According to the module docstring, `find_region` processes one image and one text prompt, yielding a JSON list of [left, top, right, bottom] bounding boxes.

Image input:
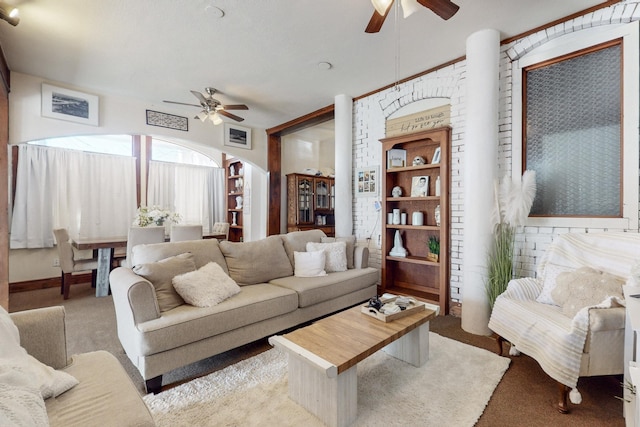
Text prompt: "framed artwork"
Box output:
[[411, 176, 430, 197], [41, 83, 99, 126], [224, 123, 252, 150], [355, 166, 378, 197], [431, 147, 441, 164], [146, 110, 188, 131]]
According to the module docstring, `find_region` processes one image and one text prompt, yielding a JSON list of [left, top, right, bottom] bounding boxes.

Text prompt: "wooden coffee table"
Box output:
[[269, 301, 439, 427]]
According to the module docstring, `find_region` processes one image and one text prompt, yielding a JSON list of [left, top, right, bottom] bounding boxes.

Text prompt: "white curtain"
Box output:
[[10, 145, 137, 248], [147, 161, 225, 233]]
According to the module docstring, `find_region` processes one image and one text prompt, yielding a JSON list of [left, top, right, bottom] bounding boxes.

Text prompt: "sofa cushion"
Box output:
[[270, 267, 379, 308], [133, 253, 196, 313], [47, 351, 155, 427], [135, 283, 299, 355], [219, 236, 293, 285], [552, 266, 625, 318], [306, 241, 347, 272], [321, 236, 356, 269], [173, 262, 241, 307], [131, 239, 229, 274], [281, 229, 327, 266], [0, 306, 78, 400], [294, 250, 327, 278]]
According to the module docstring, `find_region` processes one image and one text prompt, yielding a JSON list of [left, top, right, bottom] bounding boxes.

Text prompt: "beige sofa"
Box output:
[[110, 230, 378, 393], [7, 306, 154, 426]]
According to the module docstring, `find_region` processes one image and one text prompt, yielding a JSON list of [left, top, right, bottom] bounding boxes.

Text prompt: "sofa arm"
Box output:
[[354, 245, 369, 269], [10, 306, 68, 370], [497, 277, 542, 302], [110, 267, 160, 326]]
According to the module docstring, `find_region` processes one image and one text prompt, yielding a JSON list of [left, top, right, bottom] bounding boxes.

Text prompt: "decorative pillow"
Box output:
[[294, 250, 327, 278], [219, 236, 293, 285], [0, 367, 48, 427], [172, 262, 241, 307], [133, 252, 197, 312], [306, 241, 347, 273], [0, 307, 78, 400], [536, 263, 574, 306], [551, 266, 625, 318], [321, 236, 356, 269]]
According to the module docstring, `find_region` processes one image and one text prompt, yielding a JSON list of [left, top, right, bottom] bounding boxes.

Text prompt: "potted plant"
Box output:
[[427, 236, 440, 262]]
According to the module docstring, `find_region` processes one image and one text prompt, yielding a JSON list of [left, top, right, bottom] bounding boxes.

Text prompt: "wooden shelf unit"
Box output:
[[286, 173, 335, 237], [225, 158, 244, 242], [380, 127, 450, 315]]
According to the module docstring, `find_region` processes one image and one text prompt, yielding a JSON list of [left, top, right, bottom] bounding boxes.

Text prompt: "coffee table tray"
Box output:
[[361, 298, 426, 322]]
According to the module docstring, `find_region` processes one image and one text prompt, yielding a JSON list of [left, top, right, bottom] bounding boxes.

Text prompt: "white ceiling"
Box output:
[[0, 0, 605, 130]]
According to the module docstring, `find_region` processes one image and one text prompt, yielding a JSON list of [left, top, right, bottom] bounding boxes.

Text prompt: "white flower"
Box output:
[[133, 205, 181, 227]]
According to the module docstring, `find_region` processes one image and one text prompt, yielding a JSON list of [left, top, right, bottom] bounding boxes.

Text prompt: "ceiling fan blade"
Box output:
[[222, 104, 249, 110], [365, 4, 392, 33], [190, 90, 208, 104], [416, 0, 459, 20], [163, 100, 201, 108], [218, 110, 245, 122]]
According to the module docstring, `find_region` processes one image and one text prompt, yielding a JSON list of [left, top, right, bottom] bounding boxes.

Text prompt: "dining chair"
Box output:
[[124, 226, 166, 268], [170, 224, 203, 242], [53, 228, 99, 300], [212, 222, 230, 240]]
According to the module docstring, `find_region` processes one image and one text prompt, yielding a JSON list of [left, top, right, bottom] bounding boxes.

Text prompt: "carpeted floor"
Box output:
[[10, 282, 625, 426]]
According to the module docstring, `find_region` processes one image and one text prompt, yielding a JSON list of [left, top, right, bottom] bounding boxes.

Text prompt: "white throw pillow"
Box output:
[[536, 263, 574, 306], [321, 236, 356, 269], [306, 241, 347, 273], [0, 307, 78, 400], [294, 250, 327, 277], [0, 367, 48, 427], [172, 262, 241, 307]]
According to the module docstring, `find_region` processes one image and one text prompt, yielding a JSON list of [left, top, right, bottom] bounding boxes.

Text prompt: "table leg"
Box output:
[[383, 321, 430, 367], [95, 248, 112, 297], [288, 354, 357, 427]]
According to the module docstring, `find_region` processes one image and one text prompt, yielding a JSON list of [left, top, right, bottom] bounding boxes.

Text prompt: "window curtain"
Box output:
[[147, 161, 225, 233], [10, 144, 137, 248]]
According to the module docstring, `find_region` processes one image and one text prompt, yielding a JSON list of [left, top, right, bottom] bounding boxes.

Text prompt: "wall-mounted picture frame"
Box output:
[[431, 147, 441, 164], [355, 166, 379, 197], [146, 110, 188, 131], [41, 83, 99, 126], [224, 123, 252, 150], [411, 176, 430, 197]]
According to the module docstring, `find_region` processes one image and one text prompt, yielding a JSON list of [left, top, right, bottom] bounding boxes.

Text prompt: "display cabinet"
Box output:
[[225, 158, 244, 242], [380, 127, 450, 314], [286, 173, 335, 237]]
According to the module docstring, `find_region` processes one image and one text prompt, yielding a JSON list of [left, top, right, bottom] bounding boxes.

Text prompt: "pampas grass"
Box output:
[[486, 171, 537, 308]]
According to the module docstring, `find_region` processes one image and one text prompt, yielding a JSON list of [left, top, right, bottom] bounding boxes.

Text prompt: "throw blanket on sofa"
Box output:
[[489, 232, 637, 391]]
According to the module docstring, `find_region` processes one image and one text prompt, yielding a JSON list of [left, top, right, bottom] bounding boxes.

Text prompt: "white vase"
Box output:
[[412, 211, 424, 226], [392, 209, 401, 225]]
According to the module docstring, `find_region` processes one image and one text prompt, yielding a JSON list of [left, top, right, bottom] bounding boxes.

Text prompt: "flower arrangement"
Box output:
[[486, 171, 537, 309], [133, 206, 181, 227]]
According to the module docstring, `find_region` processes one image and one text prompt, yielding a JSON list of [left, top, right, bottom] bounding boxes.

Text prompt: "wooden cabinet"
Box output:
[[225, 158, 244, 242], [380, 127, 450, 315], [286, 173, 335, 237]]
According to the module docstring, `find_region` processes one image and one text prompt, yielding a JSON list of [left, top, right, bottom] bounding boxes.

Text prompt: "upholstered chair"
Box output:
[[53, 228, 99, 300], [169, 224, 203, 242], [212, 222, 230, 240], [123, 226, 166, 268]]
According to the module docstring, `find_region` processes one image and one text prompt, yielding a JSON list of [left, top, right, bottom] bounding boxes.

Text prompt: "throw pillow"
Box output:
[[172, 262, 241, 307], [219, 236, 293, 285], [133, 252, 197, 312], [551, 266, 625, 318], [0, 307, 78, 400], [294, 250, 327, 277], [321, 236, 356, 269], [306, 241, 347, 273], [0, 367, 48, 427], [536, 263, 574, 306]]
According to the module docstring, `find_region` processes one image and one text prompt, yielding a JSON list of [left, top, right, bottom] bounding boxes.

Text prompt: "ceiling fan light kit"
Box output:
[[0, 1, 19, 26], [366, 0, 459, 33], [164, 87, 248, 125]]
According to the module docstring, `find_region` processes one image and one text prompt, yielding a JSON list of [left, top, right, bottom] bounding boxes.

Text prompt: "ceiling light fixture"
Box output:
[[0, 2, 19, 26]]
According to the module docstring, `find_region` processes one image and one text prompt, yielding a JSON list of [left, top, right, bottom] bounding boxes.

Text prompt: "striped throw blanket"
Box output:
[[489, 232, 640, 391]]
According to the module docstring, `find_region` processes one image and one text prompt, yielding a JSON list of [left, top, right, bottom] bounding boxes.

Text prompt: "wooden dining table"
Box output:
[[72, 232, 226, 297]]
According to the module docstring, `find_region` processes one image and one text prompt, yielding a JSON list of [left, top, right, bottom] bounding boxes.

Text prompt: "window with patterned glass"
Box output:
[[524, 40, 622, 218]]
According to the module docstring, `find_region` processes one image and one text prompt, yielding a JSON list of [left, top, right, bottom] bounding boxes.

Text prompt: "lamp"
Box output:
[[371, 0, 392, 15], [0, 2, 19, 26], [195, 109, 223, 125], [372, 0, 420, 18]]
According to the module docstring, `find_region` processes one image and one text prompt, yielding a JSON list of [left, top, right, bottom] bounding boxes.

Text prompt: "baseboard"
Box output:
[[10, 273, 93, 293]]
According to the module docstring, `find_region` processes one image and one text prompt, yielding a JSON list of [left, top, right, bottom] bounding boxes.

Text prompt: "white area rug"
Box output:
[[144, 332, 510, 426]]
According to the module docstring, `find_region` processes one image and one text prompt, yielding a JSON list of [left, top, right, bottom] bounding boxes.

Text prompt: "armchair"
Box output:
[[488, 232, 640, 413]]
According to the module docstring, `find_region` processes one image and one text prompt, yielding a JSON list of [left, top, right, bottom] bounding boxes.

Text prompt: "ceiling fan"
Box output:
[[365, 0, 459, 33], [163, 87, 248, 125]]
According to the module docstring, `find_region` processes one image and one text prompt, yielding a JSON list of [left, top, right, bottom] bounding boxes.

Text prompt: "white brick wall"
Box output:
[[351, 0, 640, 305]]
